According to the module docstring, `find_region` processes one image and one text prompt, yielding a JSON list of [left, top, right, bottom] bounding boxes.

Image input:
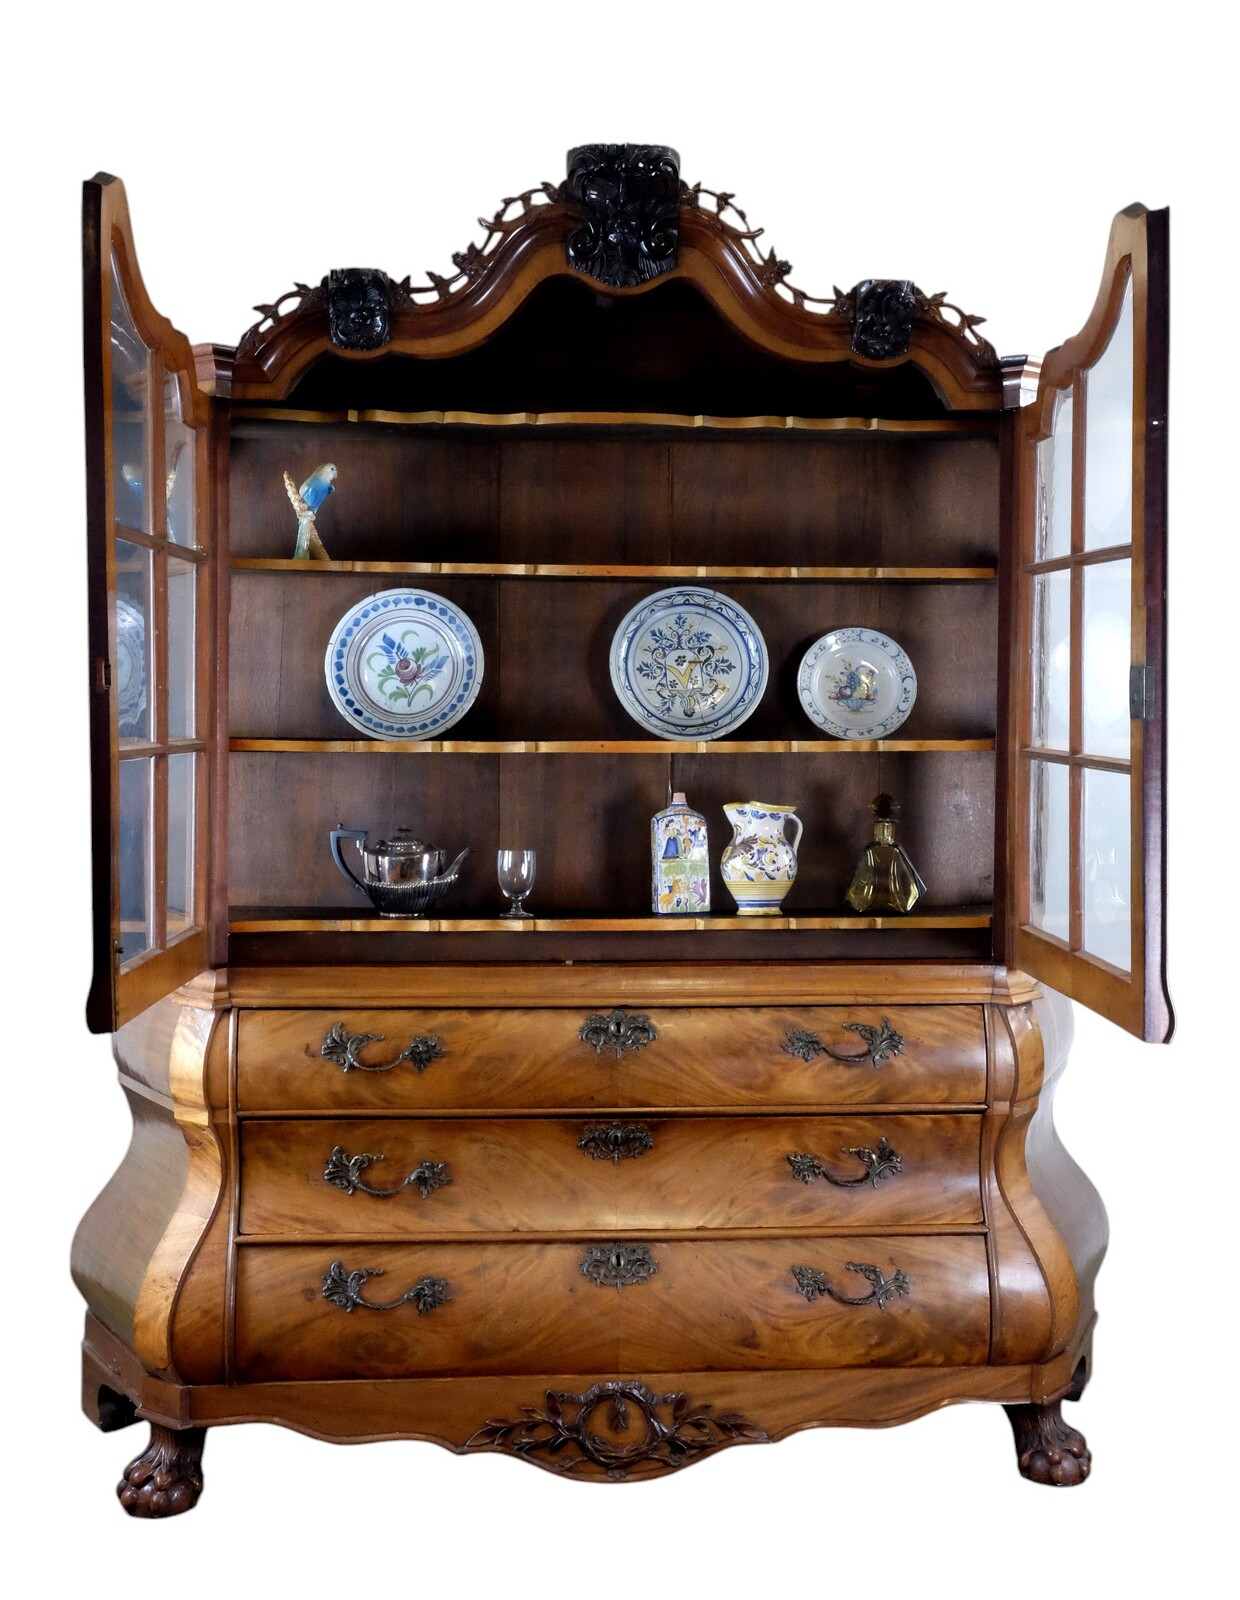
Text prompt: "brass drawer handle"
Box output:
[[578, 1009, 657, 1057], [790, 1261, 909, 1311], [321, 1260, 451, 1315], [782, 1018, 904, 1068], [319, 1021, 445, 1075], [580, 1242, 658, 1289], [786, 1137, 902, 1189], [578, 1122, 654, 1162], [323, 1145, 451, 1199]]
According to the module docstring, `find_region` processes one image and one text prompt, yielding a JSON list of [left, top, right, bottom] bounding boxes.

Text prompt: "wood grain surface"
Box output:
[[236, 1005, 988, 1112], [234, 1235, 991, 1380], [238, 1113, 983, 1235]]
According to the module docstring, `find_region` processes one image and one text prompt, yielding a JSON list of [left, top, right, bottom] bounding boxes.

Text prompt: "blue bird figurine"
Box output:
[[283, 462, 337, 560]]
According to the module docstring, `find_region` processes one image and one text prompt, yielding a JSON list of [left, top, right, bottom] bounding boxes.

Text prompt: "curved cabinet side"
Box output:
[[986, 993, 1104, 1369], [72, 979, 228, 1383]]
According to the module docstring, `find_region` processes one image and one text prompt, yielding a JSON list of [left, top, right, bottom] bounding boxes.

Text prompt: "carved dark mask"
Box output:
[[565, 143, 681, 289], [327, 268, 393, 351], [851, 279, 919, 361]]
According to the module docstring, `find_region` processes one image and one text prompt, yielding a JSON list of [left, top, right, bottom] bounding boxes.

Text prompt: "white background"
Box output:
[[1, 1, 1232, 1589]]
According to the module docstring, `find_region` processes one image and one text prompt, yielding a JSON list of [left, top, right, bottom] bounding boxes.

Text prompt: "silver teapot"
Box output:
[[330, 825, 469, 918]]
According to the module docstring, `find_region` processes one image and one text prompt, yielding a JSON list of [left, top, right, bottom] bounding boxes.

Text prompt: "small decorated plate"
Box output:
[[116, 596, 147, 738], [610, 587, 768, 740], [325, 588, 484, 740], [798, 627, 917, 739]]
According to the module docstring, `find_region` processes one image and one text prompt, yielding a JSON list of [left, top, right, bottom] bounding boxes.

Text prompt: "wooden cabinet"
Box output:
[[75, 147, 1169, 1514]]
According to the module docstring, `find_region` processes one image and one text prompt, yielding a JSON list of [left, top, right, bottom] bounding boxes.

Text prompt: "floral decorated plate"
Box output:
[[116, 595, 147, 738], [797, 627, 916, 739], [325, 588, 484, 740], [610, 587, 768, 740]]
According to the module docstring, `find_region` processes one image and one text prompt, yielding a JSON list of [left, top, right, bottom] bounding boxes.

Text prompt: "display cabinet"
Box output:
[[75, 146, 1170, 1514]]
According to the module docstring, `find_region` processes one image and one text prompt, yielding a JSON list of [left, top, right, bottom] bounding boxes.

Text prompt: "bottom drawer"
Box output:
[[235, 1236, 990, 1379]]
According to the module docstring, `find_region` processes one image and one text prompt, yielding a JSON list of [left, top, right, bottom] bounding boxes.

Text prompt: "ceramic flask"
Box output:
[[720, 800, 803, 915], [651, 792, 711, 914]]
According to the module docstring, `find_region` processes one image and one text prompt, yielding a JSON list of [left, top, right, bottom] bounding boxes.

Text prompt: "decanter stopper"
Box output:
[[846, 793, 927, 914]]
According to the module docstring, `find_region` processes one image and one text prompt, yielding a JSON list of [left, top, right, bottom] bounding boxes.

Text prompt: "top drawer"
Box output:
[[236, 1005, 987, 1111]]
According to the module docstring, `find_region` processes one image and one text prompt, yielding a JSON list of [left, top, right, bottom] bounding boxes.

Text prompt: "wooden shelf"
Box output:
[[232, 558, 997, 582], [230, 407, 999, 435], [229, 738, 996, 755], [229, 907, 994, 934]]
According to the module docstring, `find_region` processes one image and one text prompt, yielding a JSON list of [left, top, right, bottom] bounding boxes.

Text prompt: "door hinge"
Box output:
[[1130, 664, 1156, 721], [95, 657, 112, 692]]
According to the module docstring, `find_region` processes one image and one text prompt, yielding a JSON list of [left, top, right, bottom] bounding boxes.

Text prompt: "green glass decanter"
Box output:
[[846, 793, 927, 915]]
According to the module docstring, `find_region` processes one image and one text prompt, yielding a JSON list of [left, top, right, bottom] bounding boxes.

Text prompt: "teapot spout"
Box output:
[[330, 825, 370, 894], [441, 847, 470, 881]]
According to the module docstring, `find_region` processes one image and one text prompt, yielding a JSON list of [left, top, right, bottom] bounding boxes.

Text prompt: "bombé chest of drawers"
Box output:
[[75, 146, 1170, 1515]]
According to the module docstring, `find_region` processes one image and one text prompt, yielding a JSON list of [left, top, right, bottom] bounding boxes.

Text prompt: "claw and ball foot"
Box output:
[[1004, 1399, 1091, 1486], [118, 1423, 206, 1517]]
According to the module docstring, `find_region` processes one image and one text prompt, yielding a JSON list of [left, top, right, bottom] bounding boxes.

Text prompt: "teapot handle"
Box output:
[[786, 814, 804, 856], [330, 826, 369, 894]]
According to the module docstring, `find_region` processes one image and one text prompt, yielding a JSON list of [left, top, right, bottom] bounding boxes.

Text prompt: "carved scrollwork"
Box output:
[[786, 1136, 903, 1189], [577, 1122, 654, 1162], [564, 143, 681, 288], [680, 180, 995, 359], [323, 1145, 451, 1199], [579, 1242, 658, 1289], [578, 1009, 657, 1057], [320, 1260, 450, 1315], [319, 1021, 445, 1075], [237, 182, 562, 357], [790, 1261, 910, 1311], [781, 1019, 905, 1068], [465, 1380, 769, 1478]]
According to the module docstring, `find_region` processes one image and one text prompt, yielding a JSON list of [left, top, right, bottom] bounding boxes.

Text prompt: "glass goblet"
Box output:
[[497, 849, 537, 919]]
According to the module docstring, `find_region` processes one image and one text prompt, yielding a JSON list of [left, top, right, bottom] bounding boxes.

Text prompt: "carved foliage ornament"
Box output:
[[564, 143, 681, 288], [791, 1260, 910, 1311], [577, 1122, 655, 1162], [319, 1020, 445, 1074], [465, 1381, 769, 1479], [578, 1008, 657, 1057], [782, 1018, 905, 1067], [786, 1136, 903, 1189], [320, 1260, 451, 1315], [579, 1242, 658, 1289], [323, 1145, 451, 1199]]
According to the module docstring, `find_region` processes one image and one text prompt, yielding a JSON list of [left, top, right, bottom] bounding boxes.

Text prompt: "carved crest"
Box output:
[[564, 143, 681, 288], [327, 267, 394, 351]]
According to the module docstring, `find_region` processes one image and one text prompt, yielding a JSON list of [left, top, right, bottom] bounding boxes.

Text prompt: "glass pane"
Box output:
[[119, 757, 152, 962], [110, 260, 150, 535], [1082, 559, 1132, 759], [1031, 569, 1070, 750], [1082, 767, 1131, 971], [167, 555, 197, 739], [165, 373, 197, 547], [1083, 275, 1133, 551], [167, 753, 196, 938], [115, 539, 152, 743], [1028, 758, 1069, 942], [1035, 389, 1073, 561]]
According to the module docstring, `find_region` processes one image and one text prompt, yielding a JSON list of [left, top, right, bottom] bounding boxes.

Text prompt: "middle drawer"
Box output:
[[239, 1114, 983, 1235]]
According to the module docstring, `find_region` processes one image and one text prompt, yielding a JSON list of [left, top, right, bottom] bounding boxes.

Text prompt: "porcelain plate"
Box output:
[[798, 627, 916, 739]]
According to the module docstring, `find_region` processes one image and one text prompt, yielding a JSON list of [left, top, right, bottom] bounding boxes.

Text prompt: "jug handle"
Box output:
[[786, 814, 804, 856], [330, 826, 369, 893], [442, 846, 470, 881]]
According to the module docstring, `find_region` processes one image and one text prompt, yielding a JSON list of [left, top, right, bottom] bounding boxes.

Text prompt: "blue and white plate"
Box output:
[[610, 587, 768, 740], [798, 627, 916, 739], [325, 588, 484, 740]]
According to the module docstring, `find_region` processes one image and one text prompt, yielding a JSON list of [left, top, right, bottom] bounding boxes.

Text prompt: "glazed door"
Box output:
[[1008, 204, 1171, 1041], [84, 174, 215, 1032]]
